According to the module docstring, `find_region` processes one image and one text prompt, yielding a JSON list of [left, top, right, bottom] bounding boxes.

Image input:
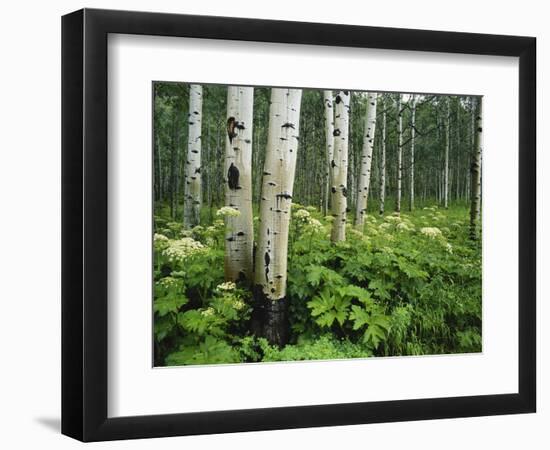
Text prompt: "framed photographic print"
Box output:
[[61, 8, 536, 442]]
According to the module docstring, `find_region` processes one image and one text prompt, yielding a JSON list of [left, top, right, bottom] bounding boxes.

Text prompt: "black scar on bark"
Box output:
[[477, 127, 483, 132], [194, 167, 201, 174], [333, 129, 341, 137], [263, 171, 272, 176], [264, 252, 270, 282], [276, 192, 292, 200], [236, 231, 245, 236], [331, 160, 336, 168], [343, 90, 349, 96], [281, 122, 295, 129], [235, 122, 245, 130], [227, 162, 240, 190], [244, 139, 251, 144], [188, 121, 195, 125], [331, 187, 336, 193], [335, 95, 342, 104], [342, 187, 348, 197], [227, 117, 238, 144], [191, 150, 199, 154]]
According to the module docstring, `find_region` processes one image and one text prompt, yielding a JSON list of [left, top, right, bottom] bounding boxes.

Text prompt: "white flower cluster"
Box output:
[[445, 242, 453, 254], [216, 206, 241, 218], [293, 209, 311, 221], [420, 227, 443, 238], [154, 233, 169, 242], [232, 299, 246, 311], [162, 237, 205, 263], [294, 209, 325, 233], [154, 233, 170, 250], [385, 215, 402, 223], [307, 218, 324, 233], [157, 276, 177, 288], [217, 281, 236, 291], [201, 307, 215, 317], [396, 221, 414, 232]]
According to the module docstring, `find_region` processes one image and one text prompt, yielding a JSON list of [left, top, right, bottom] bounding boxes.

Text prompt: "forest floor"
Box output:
[[153, 202, 481, 366]]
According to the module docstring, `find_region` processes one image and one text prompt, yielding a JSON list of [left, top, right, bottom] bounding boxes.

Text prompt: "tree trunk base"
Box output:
[[251, 286, 289, 347]]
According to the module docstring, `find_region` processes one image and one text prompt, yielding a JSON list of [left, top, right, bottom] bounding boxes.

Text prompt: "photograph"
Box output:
[[152, 82, 483, 367]]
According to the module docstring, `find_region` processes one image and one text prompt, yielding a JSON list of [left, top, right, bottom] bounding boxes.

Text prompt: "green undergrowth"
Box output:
[[153, 202, 482, 366]]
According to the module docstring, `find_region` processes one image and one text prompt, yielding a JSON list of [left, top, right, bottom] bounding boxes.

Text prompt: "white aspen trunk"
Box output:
[[409, 95, 417, 211], [455, 103, 461, 201], [379, 106, 386, 215], [224, 86, 254, 283], [354, 92, 378, 228], [323, 91, 334, 215], [444, 98, 450, 209], [183, 84, 203, 228], [330, 91, 351, 242], [253, 88, 302, 346], [396, 95, 403, 214], [470, 97, 482, 240]]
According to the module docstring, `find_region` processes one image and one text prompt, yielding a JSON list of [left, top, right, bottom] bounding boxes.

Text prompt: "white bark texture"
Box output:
[[183, 84, 203, 228], [330, 91, 351, 242], [224, 86, 254, 282], [354, 92, 378, 228], [396, 95, 403, 214], [254, 88, 303, 301], [444, 98, 450, 209], [323, 91, 334, 215], [470, 97, 482, 239], [409, 95, 417, 211], [379, 107, 386, 215]]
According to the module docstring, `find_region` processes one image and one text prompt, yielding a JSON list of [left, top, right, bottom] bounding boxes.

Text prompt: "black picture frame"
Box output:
[[62, 8, 536, 442]]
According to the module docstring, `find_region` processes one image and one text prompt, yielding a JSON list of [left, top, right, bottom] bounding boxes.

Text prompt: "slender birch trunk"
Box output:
[[183, 85, 203, 228], [330, 91, 351, 242], [409, 95, 417, 211], [379, 105, 386, 215], [444, 98, 450, 209], [169, 111, 179, 220], [470, 97, 482, 240], [354, 92, 377, 228], [224, 86, 254, 283], [395, 95, 403, 214], [253, 88, 302, 347]]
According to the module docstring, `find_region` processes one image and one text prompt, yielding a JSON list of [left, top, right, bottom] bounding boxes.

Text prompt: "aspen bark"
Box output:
[[444, 98, 450, 209], [330, 90, 351, 242], [253, 88, 302, 347], [469, 97, 482, 240], [379, 106, 386, 215], [354, 92, 377, 228], [409, 95, 416, 211], [323, 91, 334, 215], [224, 86, 254, 283], [395, 95, 403, 214], [183, 84, 203, 229]]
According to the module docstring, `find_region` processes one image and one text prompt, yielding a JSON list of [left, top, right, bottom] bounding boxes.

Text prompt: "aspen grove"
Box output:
[[153, 82, 483, 366]]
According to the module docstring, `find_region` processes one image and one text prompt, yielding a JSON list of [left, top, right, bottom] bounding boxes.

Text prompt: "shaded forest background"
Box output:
[[154, 84, 478, 219]]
